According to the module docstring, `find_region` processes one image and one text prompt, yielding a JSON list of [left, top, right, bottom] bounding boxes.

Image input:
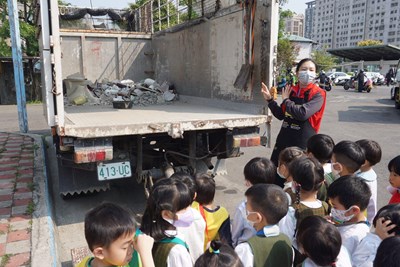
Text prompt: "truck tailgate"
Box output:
[[61, 101, 266, 138]]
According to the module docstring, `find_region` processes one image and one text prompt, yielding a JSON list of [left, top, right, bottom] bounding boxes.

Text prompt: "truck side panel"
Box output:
[[60, 32, 153, 82]]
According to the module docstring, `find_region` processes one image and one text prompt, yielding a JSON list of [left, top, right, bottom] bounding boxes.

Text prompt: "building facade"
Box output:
[[304, 1, 316, 39], [309, 0, 400, 48], [285, 14, 305, 37]]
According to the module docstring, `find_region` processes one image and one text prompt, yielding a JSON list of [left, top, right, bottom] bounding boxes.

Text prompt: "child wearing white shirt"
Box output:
[[355, 139, 382, 223], [296, 216, 352, 267], [231, 157, 276, 247], [327, 175, 371, 259], [352, 204, 400, 267]]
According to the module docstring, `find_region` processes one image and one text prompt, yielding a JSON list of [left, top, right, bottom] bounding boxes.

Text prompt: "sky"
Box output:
[[68, 0, 309, 13]]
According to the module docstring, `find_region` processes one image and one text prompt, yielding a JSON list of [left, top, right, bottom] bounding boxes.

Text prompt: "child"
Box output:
[[387, 155, 400, 204], [231, 157, 276, 246], [306, 134, 335, 201], [355, 139, 382, 223], [194, 240, 243, 267], [373, 236, 400, 267], [279, 157, 329, 245], [327, 175, 371, 258], [352, 204, 400, 267], [77, 202, 155, 267], [296, 216, 352, 267], [141, 178, 193, 266], [331, 140, 365, 178], [276, 146, 306, 199], [192, 173, 232, 249], [235, 184, 293, 267], [170, 172, 206, 262]]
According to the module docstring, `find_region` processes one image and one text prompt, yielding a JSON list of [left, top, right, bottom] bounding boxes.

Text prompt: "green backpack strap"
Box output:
[[159, 237, 189, 250]]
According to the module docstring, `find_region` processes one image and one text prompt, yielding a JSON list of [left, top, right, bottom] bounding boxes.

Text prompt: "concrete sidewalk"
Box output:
[[0, 132, 55, 267]]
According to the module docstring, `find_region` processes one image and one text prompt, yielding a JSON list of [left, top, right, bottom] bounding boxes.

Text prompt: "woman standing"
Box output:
[[261, 58, 327, 187]]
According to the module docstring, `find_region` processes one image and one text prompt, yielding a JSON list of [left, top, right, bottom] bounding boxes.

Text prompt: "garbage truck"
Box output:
[[36, 0, 279, 197]]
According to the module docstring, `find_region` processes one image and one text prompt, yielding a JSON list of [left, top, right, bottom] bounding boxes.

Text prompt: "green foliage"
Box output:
[[312, 47, 337, 72], [277, 38, 299, 72], [0, 0, 39, 56], [131, 0, 198, 32], [357, 39, 383, 46], [278, 9, 293, 39]]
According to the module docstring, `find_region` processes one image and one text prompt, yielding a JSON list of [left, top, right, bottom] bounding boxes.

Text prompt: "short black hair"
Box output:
[[307, 134, 335, 164], [245, 184, 288, 225], [243, 157, 276, 185], [295, 58, 317, 72], [194, 240, 243, 267], [332, 140, 365, 173], [170, 172, 196, 201], [372, 204, 400, 235], [327, 175, 371, 211], [388, 155, 400, 174], [84, 202, 136, 251], [297, 216, 341, 266], [278, 146, 306, 165], [355, 139, 382, 166], [373, 236, 400, 267], [141, 178, 192, 241], [194, 173, 215, 205], [289, 157, 324, 192]]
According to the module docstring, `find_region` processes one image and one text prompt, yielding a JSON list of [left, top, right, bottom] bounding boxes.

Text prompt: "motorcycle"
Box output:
[[343, 77, 372, 92], [317, 76, 332, 91]]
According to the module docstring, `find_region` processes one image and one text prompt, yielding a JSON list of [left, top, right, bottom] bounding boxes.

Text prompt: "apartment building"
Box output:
[[285, 14, 305, 37], [304, 1, 315, 39], [308, 0, 400, 48]]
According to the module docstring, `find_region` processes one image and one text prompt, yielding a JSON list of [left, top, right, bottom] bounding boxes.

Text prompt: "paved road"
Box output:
[[1, 85, 399, 265]]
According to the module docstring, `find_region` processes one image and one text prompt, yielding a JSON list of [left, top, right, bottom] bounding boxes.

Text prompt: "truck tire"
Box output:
[[395, 88, 400, 109]]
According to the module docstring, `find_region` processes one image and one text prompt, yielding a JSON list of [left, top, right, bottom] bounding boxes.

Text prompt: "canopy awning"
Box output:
[[327, 45, 400, 61]]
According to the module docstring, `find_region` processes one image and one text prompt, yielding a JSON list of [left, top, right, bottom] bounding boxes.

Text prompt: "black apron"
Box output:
[[271, 90, 316, 187]]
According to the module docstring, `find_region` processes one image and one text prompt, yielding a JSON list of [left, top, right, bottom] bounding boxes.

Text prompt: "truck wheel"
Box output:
[[395, 88, 400, 109]]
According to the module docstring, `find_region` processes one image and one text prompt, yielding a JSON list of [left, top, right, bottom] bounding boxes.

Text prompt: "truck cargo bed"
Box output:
[[62, 97, 266, 138]]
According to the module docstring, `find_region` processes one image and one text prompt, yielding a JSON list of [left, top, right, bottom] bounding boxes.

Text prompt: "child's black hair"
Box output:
[[170, 172, 196, 201], [372, 204, 400, 235], [388, 155, 400, 175], [373, 236, 400, 267], [245, 184, 288, 225], [278, 146, 306, 165], [307, 134, 335, 164], [327, 175, 371, 211], [332, 140, 365, 173], [140, 178, 192, 241], [194, 240, 243, 267], [84, 202, 136, 251], [243, 157, 276, 185], [355, 139, 382, 166], [288, 157, 324, 204], [297, 216, 341, 267], [194, 173, 215, 205]]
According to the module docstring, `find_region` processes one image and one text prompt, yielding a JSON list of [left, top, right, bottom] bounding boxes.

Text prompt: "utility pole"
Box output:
[[7, 0, 28, 133]]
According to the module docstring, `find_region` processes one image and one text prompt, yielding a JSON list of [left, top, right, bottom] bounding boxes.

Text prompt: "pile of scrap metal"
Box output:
[[63, 74, 177, 108]]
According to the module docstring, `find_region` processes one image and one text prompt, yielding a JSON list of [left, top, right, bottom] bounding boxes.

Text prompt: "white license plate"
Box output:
[[97, 161, 132, 181]]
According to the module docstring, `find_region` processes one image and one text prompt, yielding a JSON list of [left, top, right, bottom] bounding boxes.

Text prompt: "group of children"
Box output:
[[77, 134, 400, 267]]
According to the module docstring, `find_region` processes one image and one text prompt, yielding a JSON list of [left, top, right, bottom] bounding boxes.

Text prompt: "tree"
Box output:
[[312, 47, 337, 72], [276, 9, 298, 74], [0, 0, 38, 56], [357, 39, 383, 46]]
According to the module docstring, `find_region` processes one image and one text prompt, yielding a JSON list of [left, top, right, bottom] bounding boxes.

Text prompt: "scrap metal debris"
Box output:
[[63, 75, 177, 108]]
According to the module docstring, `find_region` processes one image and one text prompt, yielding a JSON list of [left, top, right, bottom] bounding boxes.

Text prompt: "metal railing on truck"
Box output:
[[58, 0, 225, 33]]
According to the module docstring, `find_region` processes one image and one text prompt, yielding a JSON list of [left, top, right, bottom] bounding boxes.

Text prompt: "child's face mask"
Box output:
[[330, 206, 356, 224], [163, 208, 194, 228]]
